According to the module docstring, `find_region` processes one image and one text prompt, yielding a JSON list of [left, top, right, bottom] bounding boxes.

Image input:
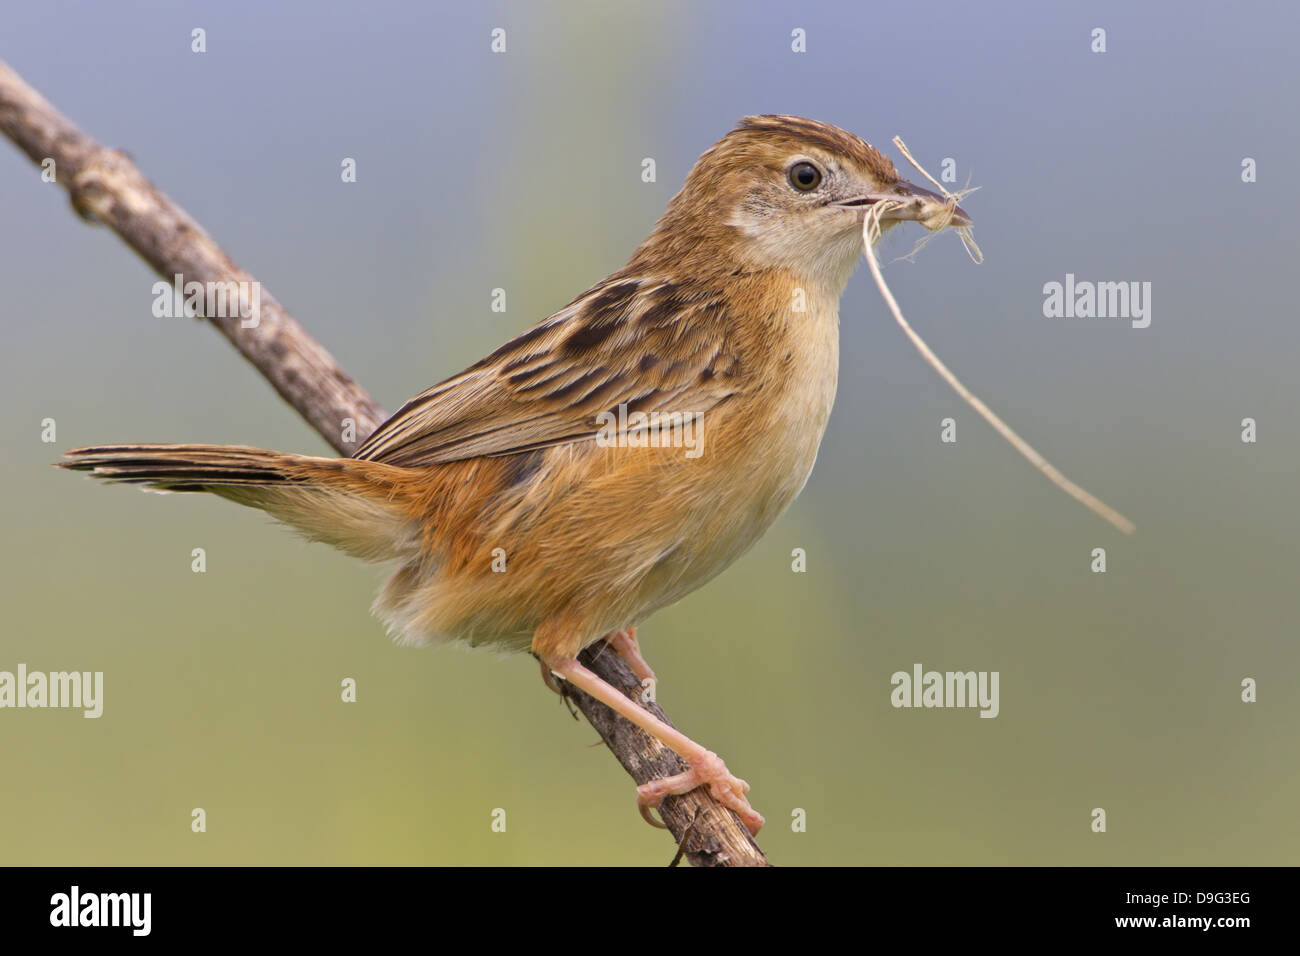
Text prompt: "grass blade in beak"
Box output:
[[861, 199, 1135, 535]]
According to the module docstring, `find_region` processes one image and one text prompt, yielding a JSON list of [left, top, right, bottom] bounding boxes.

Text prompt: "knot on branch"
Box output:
[[69, 146, 144, 224]]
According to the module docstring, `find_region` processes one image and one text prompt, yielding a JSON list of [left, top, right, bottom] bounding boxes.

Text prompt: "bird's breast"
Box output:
[[734, 298, 841, 515], [634, 295, 841, 605]]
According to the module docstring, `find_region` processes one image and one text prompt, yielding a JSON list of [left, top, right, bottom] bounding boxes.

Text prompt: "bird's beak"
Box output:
[[836, 179, 971, 229]]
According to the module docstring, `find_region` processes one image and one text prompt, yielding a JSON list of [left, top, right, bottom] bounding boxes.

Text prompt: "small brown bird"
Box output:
[[61, 115, 968, 835]]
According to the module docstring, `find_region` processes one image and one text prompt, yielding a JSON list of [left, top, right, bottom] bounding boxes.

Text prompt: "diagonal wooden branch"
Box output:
[[0, 60, 768, 866]]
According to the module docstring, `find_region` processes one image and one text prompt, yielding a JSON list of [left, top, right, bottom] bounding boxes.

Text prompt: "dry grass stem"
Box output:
[[862, 177, 1135, 535]]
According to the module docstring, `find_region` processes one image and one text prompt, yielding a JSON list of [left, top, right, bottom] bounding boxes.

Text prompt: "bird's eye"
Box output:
[[788, 161, 823, 192]]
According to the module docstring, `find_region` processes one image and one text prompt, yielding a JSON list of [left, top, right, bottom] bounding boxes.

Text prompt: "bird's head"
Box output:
[[637, 115, 970, 293]]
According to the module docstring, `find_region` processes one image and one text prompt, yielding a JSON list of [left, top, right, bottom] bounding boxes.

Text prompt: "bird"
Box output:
[[59, 115, 970, 836]]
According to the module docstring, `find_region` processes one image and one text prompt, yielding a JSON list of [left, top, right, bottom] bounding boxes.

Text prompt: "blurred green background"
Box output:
[[2, 0, 1296, 865]]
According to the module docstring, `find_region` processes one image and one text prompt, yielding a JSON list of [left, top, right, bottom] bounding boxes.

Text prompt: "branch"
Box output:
[[0, 59, 768, 866]]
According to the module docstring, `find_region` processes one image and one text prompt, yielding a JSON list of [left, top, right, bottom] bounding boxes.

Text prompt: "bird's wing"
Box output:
[[353, 278, 742, 467]]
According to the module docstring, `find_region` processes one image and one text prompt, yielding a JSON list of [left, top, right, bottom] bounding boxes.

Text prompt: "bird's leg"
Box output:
[[606, 627, 657, 702], [540, 653, 764, 835]]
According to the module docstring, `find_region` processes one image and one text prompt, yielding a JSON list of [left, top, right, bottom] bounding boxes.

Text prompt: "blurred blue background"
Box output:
[[2, 0, 1296, 864]]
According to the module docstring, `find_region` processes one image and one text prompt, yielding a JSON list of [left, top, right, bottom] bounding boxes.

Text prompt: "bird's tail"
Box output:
[[59, 443, 417, 562]]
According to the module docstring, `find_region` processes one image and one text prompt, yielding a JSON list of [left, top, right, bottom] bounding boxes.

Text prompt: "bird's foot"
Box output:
[[638, 749, 764, 835], [537, 652, 764, 836], [606, 627, 657, 702]]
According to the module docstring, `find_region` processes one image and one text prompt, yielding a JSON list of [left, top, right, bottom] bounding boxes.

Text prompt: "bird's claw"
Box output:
[[635, 749, 764, 835]]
